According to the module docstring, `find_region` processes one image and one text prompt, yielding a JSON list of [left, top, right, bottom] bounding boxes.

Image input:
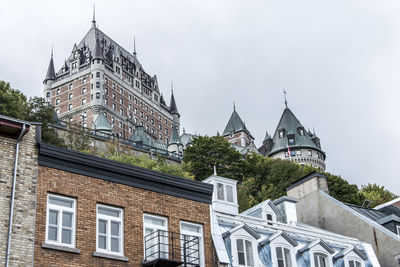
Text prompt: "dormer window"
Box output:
[[217, 183, 234, 203], [275, 247, 292, 267], [236, 239, 254, 267], [314, 253, 329, 267], [348, 261, 361, 267], [287, 135, 295, 145], [298, 127, 305, 136], [279, 130, 284, 138]]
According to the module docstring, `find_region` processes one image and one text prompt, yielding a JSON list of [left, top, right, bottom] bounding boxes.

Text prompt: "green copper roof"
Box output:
[[92, 113, 111, 131], [130, 125, 150, 145], [169, 126, 182, 145], [269, 108, 324, 156], [222, 108, 252, 137]]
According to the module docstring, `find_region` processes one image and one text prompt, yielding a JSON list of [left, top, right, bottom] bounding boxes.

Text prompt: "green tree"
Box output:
[[0, 81, 28, 119], [183, 135, 245, 181], [65, 122, 91, 152], [326, 173, 365, 205], [360, 183, 398, 208]]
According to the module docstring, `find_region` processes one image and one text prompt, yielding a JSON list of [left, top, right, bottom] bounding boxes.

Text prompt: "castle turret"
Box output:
[[222, 104, 254, 147], [43, 49, 56, 102], [258, 130, 273, 156], [90, 36, 105, 115], [169, 89, 180, 132], [167, 126, 183, 155]]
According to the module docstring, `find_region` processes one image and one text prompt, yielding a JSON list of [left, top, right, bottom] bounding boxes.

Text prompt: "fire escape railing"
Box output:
[[143, 230, 200, 267]]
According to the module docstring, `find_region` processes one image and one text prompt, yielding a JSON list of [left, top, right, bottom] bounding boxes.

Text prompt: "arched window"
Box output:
[[236, 239, 254, 266]]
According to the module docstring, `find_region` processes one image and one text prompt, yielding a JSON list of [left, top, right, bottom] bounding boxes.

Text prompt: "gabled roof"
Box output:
[[169, 126, 182, 145], [299, 239, 335, 254], [260, 230, 298, 247], [333, 246, 368, 261], [222, 108, 252, 138], [269, 107, 324, 156], [241, 199, 280, 218], [222, 223, 261, 240], [44, 53, 56, 82], [92, 113, 111, 131]]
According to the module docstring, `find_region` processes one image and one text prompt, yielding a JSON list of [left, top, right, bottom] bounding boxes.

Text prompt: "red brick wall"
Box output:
[[34, 166, 213, 267]]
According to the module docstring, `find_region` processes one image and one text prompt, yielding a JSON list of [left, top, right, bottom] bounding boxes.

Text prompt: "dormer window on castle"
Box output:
[[287, 134, 295, 145], [298, 127, 305, 135], [279, 129, 285, 138]]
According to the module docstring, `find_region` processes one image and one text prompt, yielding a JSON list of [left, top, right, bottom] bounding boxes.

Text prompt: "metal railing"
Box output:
[[144, 230, 200, 267]]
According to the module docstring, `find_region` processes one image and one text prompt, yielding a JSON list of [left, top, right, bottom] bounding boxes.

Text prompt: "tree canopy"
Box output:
[[360, 183, 398, 208]]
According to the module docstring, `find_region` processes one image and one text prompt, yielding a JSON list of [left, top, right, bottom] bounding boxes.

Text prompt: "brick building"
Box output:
[[0, 115, 39, 266], [43, 14, 180, 145]]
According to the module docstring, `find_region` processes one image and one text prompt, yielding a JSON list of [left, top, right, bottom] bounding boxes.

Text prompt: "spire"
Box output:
[[92, 4, 96, 28], [133, 36, 137, 56], [283, 88, 288, 108], [264, 130, 271, 140], [169, 85, 179, 115], [44, 48, 56, 82], [92, 36, 104, 60], [233, 101, 236, 111]]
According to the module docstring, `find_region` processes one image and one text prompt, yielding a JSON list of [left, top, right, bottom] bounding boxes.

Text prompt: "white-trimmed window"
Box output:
[[217, 183, 234, 203], [96, 204, 123, 255], [143, 214, 168, 260], [180, 221, 204, 267], [314, 253, 329, 267], [348, 260, 361, 267], [236, 239, 254, 266], [56, 98, 60, 105], [46, 194, 76, 247], [275, 247, 292, 267]]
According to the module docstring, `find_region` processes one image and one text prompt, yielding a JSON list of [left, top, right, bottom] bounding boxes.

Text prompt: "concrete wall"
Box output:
[[0, 125, 38, 266], [296, 190, 400, 267]]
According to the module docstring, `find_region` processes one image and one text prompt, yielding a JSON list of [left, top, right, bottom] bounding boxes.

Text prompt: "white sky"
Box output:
[[1, 0, 399, 194]]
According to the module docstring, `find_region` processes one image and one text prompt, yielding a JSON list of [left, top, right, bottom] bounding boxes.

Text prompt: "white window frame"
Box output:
[[235, 237, 255, 267], [45, 194, 76, 248], [347, 259, 362, 267], [271, 243, 294, 267], [96, 204, 124, 256], [216, 182, 234, 203], [313, 252, 330, 267], [143, 214, 168, 260], [180, 221, 205, 267]]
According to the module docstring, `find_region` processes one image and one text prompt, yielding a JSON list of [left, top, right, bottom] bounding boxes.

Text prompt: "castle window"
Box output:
[[165, 128, 168, 134], [120, 108, 124, 115], [45, 194, 76, 247], [296, 150, 301, 156], [134, 98, 138, 104], [82, 78, 86, 84], [129, 104, 132, 110], [145, 106, 148, 111], [56, 89, 60, 95], [128, 113, 132, 120], [159, 124, 162, 130], [120, 98, 123, 104], [287, 135, 295, 145], [104, 98, 108, 105], [83, 122, 87, 128], [96, 93, 100, 99], [56, 109, 60, 114], [82, 87, 86, 94], [91, 94, 93, 100], [119, 122, 122, 128], [134, 107, 137, 114], [151, 129, 154, 135], [69, 93, 73, 100], [298, 128, 304, 136], [140, 102, 143, 108], [96, 204, 123, 255], [140, 111, 143, 118], [146, 125, 149, 131], [112, 83, 115, 89], [112, 103, 116, 110], [104, 77, 108, 84], [112, 93, 116, 99], [69, 118, 73, 122], [81, 112, 87, 120], [111, 117, 115, 124], [145, 115, 149, 121], [46, 92, 50, 98], [56, 98, 60, 105], [69, 83, 73, 90], [96, 72, 100, 77], [140, 121, 143, 126], [119, 132, 122, 137], [308, 150, 312, 157], [129, 127, 133, 133], [165, 119, 168, 125], [159, 115, 161, 120], [159, 133, 163, 139], [104, 88, 108, 94], [68, 104, 72, 110], [96, 82, 100, 88], [119, 88, 123, 94], [134, 118, 138, 124], [81, 98, 86, 105], [151, 119, 154, 125], [129, 94, 132, 100], [165, 137, 168, 143]]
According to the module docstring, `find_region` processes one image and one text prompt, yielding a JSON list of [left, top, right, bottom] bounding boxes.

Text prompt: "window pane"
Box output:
[[111, 221, 120, 236], [217, 183, 225, 200], [237, 239, 244, 252], [144, 215, 166, 227], [62, 229, 72, 244], [349, 262, 355, 267], [98, 206, 120, 217], [49, 196, 73, 208], [99, 219, 107, 234], [226, 185, 234, 202], [98, 235, 106, 249], [245, 240, 254, 266], [111, 237, 120, 252], [320, 256, 326, 267], [314, 255, 319, 267], [284, 248, 292, 267], [48, 226, 57, 241], [277, 259, 284, 267], [49, 210, 58, 225], [356, 262, 361, 267], [62, 212, 72, 228], [181, 222, 200, 233], [238, 252, 245, 265], [276, 247, 283, 259]]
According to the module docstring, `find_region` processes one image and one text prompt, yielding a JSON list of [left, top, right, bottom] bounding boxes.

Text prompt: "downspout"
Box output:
[[5, 123, 27, 267]]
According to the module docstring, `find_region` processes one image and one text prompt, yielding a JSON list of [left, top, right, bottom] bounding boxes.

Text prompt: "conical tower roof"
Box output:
[[269, 107, 324, 156], [169, 126, 182, 145], [170, 91, 179, 115], [92, 113, 111, 131], [44, 51, 56, 82], [222, 107, 252, 138], [130, 125, 150, 146]]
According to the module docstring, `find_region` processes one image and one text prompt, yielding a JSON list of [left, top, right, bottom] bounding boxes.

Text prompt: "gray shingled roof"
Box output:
[[222, 108, 252, 137], [269, 108, 324, 156], [92, 113, 111, 131], [346, 203, 389, 222], [169, 126, 182, 145], [44, 54, 56, 82], [92, 37, 104, 60], [169, 91, 179, 115], [130, 126, 150, 145]]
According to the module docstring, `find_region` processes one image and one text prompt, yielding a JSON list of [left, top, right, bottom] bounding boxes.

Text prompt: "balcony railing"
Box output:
[[143, 230, 200, 267]]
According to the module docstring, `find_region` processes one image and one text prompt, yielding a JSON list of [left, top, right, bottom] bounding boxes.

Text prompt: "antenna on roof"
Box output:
[[92, 4, 96, 28], [283, 88, 288, 108]]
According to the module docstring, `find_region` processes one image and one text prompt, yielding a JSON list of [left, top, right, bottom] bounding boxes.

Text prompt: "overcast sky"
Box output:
[[1, 0, 399, 194]]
